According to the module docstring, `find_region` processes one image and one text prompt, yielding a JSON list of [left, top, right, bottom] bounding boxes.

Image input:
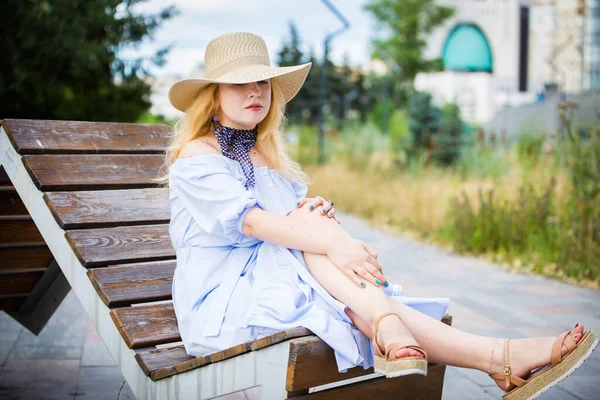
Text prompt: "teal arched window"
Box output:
[[442, 24, 493, 72]]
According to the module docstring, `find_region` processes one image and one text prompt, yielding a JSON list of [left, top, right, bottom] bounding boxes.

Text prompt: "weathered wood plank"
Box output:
[[285, 314, 453, 392], [110, 303, 180, 349], [65, 224, 174, 268], [0, 218, 44, 245], [291, 363, 446, 400], [0, 166, 10, 186], [135, 327, 313, 381], [1, 119, 171, 154], [0, 270, 46, 295], [0, 246, 53, 271], [44, 188, 170, 229], [88, 260, 176, 307], [22, 154, 164, 191], [0, 187, 28, 216]]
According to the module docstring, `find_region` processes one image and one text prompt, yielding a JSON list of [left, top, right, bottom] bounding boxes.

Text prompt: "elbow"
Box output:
[[242, 207, 261, 238]]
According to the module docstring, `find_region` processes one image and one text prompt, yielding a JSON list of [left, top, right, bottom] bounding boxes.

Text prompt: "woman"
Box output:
[[161, 32, 597, 399]]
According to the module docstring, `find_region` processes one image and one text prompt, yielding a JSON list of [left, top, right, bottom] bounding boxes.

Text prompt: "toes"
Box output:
[[395, 348, 424, 358]]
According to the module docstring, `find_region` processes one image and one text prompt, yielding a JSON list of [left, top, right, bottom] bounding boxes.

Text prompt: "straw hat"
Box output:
[[168, 32, 312, 112]]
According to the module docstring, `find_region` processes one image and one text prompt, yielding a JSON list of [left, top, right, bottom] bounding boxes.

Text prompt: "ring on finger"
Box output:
[[327, 199, 334, 207]]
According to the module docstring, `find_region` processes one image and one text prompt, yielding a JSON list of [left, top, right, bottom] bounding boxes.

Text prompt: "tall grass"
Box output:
[[293, 115, 599, 287]]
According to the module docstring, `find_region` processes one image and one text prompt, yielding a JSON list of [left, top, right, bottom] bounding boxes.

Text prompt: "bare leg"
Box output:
[[303, 252, 585, 390]]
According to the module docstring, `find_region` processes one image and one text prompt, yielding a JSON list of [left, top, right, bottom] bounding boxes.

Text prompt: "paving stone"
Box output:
[[442, 367, 496, 400], [0, 312, 23, 333], [0, 359, 79, 399], [74, 366, 134, 400], [0, 329, 20, 366], [80, 321, 115, 367], [8, 292, 86, 361]]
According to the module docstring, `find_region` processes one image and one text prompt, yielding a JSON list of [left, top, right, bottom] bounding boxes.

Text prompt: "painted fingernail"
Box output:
[[322, 209, 327, 214], [360, 282, 365, 287], [384, 281, 389, 287], [576, 323, 580, 328], [309, 205, 314, 211], [297, 201, 301, 206], [375, 280, 381, 285]]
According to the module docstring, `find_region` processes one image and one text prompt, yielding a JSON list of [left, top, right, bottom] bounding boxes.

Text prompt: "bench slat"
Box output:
[[0, 166, 10, 186], [110, 303, 180, 349], [285, 314, 453, 392], [0, 294, 28, 312], [66, 224, 174, 267], [0, 218, 44, 245], [2, 119, 170, 154], [44, 188, 170, 229], [292, 363, 445, 400], [88, 261, 176, 307], [0, 246, 53, 271], [0, 187, 28, 215], [23, 154, 164, 191], [0, 270, 46, 295], [135, 327, 312, 381]]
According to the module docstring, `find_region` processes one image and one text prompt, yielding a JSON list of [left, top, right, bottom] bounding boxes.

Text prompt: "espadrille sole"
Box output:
[[374, 355, 428, 378], [503, 330, 598, 400]]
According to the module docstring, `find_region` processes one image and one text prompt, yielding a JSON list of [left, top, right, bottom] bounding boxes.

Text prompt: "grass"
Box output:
[[294, 123, 599, 288]]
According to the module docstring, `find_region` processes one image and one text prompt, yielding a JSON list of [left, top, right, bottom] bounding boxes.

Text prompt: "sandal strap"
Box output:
[[489, 372, 528, 388], [551, 331, 577, 366], [488, 338, 529, 388], [371, 312, 402, 358], [385, 344, 428, 360]]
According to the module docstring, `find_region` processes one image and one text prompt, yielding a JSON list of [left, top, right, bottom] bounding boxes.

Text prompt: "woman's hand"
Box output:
[[326, 237, 388, 288], [296, 196, 340, 224]]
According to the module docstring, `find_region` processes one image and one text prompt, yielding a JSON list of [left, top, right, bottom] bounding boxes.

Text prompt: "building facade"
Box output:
[[414, 0, 599, 125]]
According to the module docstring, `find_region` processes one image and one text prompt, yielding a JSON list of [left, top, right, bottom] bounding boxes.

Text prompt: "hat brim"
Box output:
[[168, 62, 312, 112]]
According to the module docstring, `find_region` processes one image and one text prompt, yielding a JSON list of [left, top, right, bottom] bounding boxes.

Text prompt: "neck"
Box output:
[[218, 116, 256, 131]]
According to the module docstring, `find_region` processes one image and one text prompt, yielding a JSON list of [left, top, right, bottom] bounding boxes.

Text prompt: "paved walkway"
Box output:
[[1, 213, 599, 399]]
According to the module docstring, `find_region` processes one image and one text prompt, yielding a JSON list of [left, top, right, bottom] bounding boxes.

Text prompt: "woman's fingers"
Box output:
[[363, 242, 379, 260], [296, 198, 308, 208], [354, 266, 383, 287], [344, 269, 366, 288], [361, 260, 386, 284]]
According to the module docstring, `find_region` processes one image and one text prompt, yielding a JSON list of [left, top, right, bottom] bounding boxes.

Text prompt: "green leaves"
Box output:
[[0, 0, 176, 122], [364, 0, 454, 82]]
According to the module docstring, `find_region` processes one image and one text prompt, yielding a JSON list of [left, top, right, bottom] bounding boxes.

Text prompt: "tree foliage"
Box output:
[[276, 22, 372, 126], [364, 0, 454, 83], [0, 0, 176, 122]]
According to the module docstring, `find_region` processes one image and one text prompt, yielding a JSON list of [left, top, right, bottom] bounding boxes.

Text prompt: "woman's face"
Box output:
[[218, 80, 272, 130]]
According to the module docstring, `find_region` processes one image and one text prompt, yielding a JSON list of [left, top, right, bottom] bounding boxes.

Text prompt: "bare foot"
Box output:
[[490, 323, 585, 392], [375, 314, 425, 359]]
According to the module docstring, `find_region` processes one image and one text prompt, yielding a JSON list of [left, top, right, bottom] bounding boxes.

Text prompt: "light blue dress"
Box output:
[[169, 153, 450, 372]]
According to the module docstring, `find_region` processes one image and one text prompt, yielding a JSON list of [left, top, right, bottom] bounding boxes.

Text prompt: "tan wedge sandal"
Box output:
[[372, 312, 428, 378], [490, 329, 598, 400]]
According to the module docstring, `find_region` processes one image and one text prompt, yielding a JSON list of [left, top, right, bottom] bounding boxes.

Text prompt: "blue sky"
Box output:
[[124, 0, 378, 78]]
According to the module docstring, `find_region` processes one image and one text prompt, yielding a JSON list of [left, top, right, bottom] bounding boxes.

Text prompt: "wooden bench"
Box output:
[[0, 118, 452, 399]]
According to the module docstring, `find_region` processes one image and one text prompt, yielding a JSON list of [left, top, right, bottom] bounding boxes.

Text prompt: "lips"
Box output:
[[245, 104, 262, 111]]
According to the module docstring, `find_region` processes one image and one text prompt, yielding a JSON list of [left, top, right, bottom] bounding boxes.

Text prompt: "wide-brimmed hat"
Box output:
[[168, 32, 312, 112]]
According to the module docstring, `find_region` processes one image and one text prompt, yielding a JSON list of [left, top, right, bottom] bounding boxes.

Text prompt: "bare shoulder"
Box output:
[[178, 138, 220, 159]]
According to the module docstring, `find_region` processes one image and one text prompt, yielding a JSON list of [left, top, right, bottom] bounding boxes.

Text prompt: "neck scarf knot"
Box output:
[[213, 116, 258, 188]]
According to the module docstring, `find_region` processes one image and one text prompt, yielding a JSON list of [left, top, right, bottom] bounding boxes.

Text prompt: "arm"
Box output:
[[242, 204, 349, 255]]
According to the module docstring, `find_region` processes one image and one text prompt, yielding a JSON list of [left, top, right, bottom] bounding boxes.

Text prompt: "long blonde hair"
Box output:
[[156, 80, 309, 187]]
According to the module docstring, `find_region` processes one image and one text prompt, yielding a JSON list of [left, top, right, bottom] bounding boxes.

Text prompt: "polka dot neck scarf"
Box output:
[[213, 116, 258, 189]]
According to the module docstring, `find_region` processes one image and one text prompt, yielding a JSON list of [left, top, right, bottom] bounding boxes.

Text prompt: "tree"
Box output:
[[407, 91, 441, 153], [0, 0, 176, 122], [277, 21, 307, 124], [364, 0, 454, 83]]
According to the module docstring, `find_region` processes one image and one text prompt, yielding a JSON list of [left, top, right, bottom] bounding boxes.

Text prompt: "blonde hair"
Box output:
[[156, 80, 309, 187]]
